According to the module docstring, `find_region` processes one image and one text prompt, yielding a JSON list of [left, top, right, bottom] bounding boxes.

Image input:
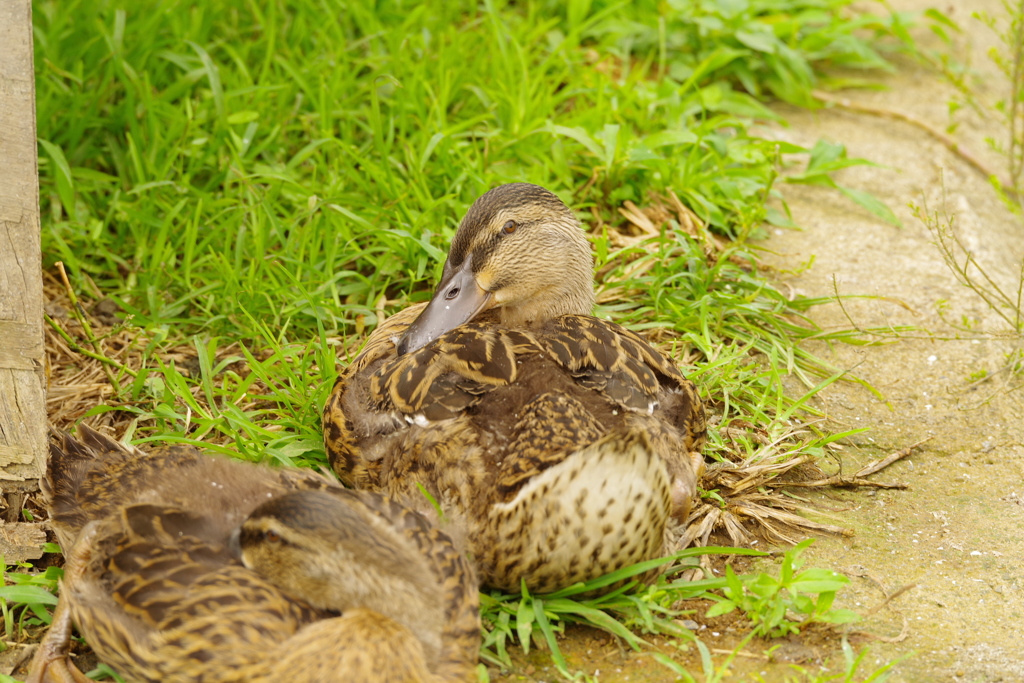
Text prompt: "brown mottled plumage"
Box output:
[[323, 183, 707, 593], [28, 426, 479, 683]]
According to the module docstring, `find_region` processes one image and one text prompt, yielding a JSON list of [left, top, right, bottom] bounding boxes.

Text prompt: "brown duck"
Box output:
[[323, 183, 706, 593], [27, 426, 479, 683]]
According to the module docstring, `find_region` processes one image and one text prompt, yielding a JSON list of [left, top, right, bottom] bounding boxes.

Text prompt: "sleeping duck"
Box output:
[[28, 425, 479, 683], [323, 183, 706, 593]]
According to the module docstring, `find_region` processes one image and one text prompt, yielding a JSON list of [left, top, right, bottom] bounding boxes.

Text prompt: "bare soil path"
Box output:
[[752, 1, 1024, 679]]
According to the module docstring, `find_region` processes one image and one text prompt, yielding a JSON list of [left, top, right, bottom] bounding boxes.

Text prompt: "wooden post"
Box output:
[[0, 0, 47, 490]]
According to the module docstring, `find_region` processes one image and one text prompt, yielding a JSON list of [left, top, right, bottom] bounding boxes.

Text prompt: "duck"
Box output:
[[27, 425, 480, 683], [323, 182, 707, 593]]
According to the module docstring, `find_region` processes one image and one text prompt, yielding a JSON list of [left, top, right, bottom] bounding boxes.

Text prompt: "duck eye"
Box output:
[[264, 529, 281, 543], [501, 220, 517, 236]]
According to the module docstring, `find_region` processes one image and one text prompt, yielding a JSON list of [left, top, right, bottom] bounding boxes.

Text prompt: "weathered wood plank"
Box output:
[[0, 521, 46, 563], [0, 0, 47, 484], [0, 322, 44, 372]]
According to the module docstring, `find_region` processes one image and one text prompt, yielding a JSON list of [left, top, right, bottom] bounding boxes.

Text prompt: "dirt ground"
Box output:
[[497, 1, 1024, 681], [757, 0, 1024, 679]]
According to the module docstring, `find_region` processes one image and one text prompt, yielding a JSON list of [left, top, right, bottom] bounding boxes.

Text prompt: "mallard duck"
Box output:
[[27, 425, 479, 683], [323, 183, 707, 593]]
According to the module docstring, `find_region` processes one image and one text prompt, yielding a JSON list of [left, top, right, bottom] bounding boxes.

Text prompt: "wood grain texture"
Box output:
[[0, 521, 46, 562], [0, 0, 46, 484]]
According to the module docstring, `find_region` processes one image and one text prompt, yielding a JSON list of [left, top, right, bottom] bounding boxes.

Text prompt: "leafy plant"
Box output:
[[975, 0, 1024, 207], [786, 140, 902, 227], [900, 2, 1024, 391], [589, 0, 909, 107], [0, 555, 62, 647], [701, 540, 860, 637], [479, 546, 766, 674]]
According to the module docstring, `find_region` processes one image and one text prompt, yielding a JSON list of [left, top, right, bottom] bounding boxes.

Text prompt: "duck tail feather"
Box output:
[[45, 425, 141, 547]]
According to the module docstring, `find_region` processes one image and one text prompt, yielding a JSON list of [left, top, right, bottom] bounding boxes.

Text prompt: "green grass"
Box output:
[[25, 0, 934, 679], [34, 0, 917, 462], [0, 557, 60, 646], [0, 550, 62, 682], [477, 542, 875, 681], [478, 542, 857, 672], [35, 0, 912, 344]]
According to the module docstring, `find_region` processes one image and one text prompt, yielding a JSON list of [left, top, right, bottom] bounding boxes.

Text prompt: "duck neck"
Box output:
[[499, 283, 596, 327], [499, 239, 597, 327], [313, 558, 445, 667]]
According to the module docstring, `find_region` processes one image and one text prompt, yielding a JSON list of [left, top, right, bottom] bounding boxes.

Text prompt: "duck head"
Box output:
[[397, 183, 596, 354]]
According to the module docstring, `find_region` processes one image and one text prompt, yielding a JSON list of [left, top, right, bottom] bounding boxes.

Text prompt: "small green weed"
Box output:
[[974, 0, 1024, 208], [0, 556, 62, 648], [701, 540, 860, 638], [786, 140, 901, 227], [904, 2, 1024, 394], [479, 546, 764, 674], [652, 633, 755, 683], [912, 197, 1024, 382], [479, 542, 862, 677], [763, 636, 907, 683]]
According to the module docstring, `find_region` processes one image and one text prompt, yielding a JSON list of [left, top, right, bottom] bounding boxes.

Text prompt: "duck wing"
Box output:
[[324, 311, 535, 490], [538, 315, 707, 502], [46, 426, 339, 551], [325, 312, 704, 508], [62, 502, 319, 683]]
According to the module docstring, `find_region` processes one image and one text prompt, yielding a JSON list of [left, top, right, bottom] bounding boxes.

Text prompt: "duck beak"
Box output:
[[397, 255, 493, 355]]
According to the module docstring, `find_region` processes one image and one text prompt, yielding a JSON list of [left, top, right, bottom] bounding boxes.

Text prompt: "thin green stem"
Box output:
[[55, 262, 123, 393], [45, 313, 138, 379]]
